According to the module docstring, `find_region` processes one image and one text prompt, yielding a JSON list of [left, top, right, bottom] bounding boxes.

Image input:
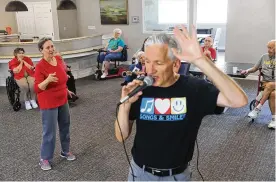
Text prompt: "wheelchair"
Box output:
[[6, 70, 21, 111], [6, 66, 78, 111], [94, 45, 128, 80], [66, 65, 79, 104], [248, 69, 264, 122]]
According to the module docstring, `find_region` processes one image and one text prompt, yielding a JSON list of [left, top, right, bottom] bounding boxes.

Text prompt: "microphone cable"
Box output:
[[195, 138, 205, 181], [115, 104, 135, 181]]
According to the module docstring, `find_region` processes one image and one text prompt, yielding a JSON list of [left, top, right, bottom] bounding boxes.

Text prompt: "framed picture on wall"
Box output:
[[99, 0, 129, 25]]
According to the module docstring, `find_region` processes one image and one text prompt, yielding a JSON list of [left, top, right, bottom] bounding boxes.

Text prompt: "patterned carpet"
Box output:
[[0, 76, 274, 181]]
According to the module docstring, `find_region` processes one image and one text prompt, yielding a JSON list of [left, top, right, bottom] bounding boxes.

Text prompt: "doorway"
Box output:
[[16, 1, 54, 40]]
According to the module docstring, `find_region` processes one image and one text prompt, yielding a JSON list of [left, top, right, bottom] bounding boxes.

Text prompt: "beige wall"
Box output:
[[225, 0, 275, 63], [0, 0, 18, 33], [2, 0, 275, 63], [76, 0, 148, 59], [57, 10, 78, 39], [56, 0, 78, 39], [77, 0, 276, 63], [75, 0, 227, 58]]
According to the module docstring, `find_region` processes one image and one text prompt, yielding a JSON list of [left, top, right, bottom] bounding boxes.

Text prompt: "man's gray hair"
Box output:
[[144, 34, 181, 61]]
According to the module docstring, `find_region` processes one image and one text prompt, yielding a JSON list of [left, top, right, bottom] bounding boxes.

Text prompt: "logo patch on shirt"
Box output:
[[154, 98, 171, 114], [171, 97, 186, 114], [140, 98, 154, 114], [140, 97, 187, 121]]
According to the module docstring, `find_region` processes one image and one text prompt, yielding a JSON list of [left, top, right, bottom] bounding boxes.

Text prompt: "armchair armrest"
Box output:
[[92, 48, 107, 53]]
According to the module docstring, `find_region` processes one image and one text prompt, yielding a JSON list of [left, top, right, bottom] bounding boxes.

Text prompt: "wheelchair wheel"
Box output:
[[249, 99, 257, 111], [6, 76, 21, 111], [13, 99, 21, 111], [94, 70, 102, 80], [6, 77, 16, 105], [248, 99, 258, 123]]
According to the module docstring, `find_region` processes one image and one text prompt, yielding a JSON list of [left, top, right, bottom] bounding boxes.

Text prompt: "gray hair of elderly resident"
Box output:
[[268, 40, 276, 44], [113, 28, 122, 35], [136, 51, 144, 58], [144, 34, 181, 61]]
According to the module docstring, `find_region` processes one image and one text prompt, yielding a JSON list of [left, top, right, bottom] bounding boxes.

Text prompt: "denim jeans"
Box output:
[[40, 103, 71, 160], [98, 52, 122, 63], [125, 64, 137, 82]]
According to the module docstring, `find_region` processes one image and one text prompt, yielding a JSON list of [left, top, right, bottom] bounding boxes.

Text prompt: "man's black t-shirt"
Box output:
[[129, 75, 219, 169]]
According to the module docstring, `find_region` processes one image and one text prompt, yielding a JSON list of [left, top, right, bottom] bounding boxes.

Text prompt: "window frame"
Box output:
[[142, 0, 189, 34], [142, 0, 228, 34]]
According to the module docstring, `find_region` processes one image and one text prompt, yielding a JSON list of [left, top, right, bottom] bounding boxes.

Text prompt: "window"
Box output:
[[143, 0, 188, 32], [142, 0, 228, 33], [197, 0, 228, 24], [158, 0, 188, 24]]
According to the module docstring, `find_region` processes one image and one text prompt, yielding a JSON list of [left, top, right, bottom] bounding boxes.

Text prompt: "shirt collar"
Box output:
[[269, 55, 275, 59]]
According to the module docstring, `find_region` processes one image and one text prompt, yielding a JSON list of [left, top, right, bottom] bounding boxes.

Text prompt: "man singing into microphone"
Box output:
[[115, 25, 248, 181]]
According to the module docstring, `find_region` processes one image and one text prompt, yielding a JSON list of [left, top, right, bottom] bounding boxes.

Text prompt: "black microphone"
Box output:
[[119, 76, 154, 105]]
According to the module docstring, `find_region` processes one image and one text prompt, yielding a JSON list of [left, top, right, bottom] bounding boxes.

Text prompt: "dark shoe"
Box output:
[[121, 81, 128, 86], [68, 94, 79, 102]]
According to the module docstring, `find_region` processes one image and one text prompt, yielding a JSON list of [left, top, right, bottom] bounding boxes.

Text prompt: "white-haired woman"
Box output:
[[99, 28, 125, 78], [120, 51, 146, 86]]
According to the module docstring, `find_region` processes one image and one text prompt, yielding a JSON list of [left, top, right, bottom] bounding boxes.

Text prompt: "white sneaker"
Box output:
[[101, 72, 108, 79], [248, 108, 261, 119], [30, 100, 38, 108], [25, 101, 32, 110], [268, 120, 276, 129]]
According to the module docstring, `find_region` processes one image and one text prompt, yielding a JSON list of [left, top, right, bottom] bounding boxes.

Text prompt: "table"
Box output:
[[189, 63, 247, 79], [0, 34, 20, 42]]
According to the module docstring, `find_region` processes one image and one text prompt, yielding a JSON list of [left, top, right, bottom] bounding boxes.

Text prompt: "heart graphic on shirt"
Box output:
[[154, 98, 171, 114]]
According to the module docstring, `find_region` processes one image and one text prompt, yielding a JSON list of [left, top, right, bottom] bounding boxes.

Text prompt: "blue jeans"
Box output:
[[40, 103, 70, 160], [98, 52, 122, 63], [125, 64, 137, 82], [128, 159, 192, 181]]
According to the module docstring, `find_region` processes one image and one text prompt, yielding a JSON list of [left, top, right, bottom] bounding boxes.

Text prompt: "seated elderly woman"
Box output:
[[99, 28, 125, 78], [202, 36, 217, 61], [8, 48, 38, 110], [132, 37, 149, 64], [121, 51, 146, 86]]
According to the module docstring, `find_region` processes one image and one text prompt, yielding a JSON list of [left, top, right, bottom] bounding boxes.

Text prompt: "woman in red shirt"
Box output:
[[8, 48, 38, 110], [34, 37, 76, 171], [202, 36, 217, 61]]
